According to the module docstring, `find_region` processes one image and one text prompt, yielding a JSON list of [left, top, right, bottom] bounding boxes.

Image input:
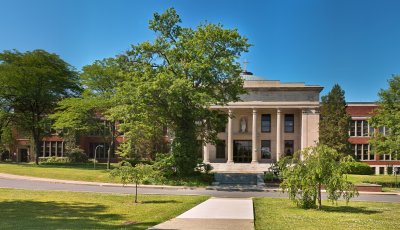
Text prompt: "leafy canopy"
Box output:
[[111, 8, 250, 175], [279, 144, 358, 209], [0, 49, 81, 164], [319, 84, 351, 155], [370, 75, 400, 158]]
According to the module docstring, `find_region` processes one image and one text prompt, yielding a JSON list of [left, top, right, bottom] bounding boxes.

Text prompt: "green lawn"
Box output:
[[254, 198, 400, 230], [0, 188, 208, 229], [347, 174, 400, 188], [0, 162, 118, 183], [0, 163, 213, 186]]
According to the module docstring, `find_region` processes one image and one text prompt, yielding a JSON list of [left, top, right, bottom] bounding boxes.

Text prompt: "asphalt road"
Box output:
[[0, 177, 399, 202]]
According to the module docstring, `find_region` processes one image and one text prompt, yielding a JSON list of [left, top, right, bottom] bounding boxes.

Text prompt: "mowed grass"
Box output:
[[0, 188, 208, 229], [0, 162, 118, 183], [347, 174, 400, 186], [254, 198, 400, 230]]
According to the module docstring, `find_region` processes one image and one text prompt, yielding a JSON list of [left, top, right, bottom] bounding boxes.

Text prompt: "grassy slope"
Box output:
[[0, 188, 208, 229], [254, 198, 400, 230], [0, 163, 212, 186], [0, 163, 117, 183], [347, 174, 400, 185]]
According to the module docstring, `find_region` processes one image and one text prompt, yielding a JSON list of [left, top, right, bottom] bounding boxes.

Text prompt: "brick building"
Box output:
[[347, 102, 400, 175]]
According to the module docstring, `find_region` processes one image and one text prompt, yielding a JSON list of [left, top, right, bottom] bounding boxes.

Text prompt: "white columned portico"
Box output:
[[276, 109, 282, 161], [227, 109, 234, 163], [252, 109, 258, 163]]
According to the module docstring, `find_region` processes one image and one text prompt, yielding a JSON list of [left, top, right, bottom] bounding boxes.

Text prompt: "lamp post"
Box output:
[[94, 145, 103, 169]]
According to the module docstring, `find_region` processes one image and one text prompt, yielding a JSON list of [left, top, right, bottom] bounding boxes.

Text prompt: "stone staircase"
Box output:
[[213, 173, 265, 186]]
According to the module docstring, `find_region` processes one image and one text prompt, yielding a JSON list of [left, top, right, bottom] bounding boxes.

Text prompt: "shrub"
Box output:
[[345, 162, 374, 175], [264, 172, 274, 182], [66, 148, 88, 163], [39, 156, 70, 164], [153, 153, 176, 177]]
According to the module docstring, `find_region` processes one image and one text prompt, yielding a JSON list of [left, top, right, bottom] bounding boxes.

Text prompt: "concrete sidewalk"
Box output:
[[150, 197, 254, 230]]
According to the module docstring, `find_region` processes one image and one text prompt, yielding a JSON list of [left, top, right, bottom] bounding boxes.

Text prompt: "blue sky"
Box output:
[[1, 0, 399, 102]]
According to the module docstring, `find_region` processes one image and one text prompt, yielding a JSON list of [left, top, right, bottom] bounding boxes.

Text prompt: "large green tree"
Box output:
[[319, 84, 351, 155], [370, 75, 400, 159], [111, 8, 250, 175], [279, 144, 358, 209], [0, 50, 81, 164], [51, 58, 122, 169]]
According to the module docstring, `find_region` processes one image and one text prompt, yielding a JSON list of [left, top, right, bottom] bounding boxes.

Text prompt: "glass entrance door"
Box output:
[[233, 140, 252, 163]]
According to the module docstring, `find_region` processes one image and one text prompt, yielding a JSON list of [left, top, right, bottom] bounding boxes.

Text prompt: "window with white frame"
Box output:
[[349, 120, 371, 137], [378, 126, 390, 136], [351, 144, 374, 161], [40, 141, 64, 157]]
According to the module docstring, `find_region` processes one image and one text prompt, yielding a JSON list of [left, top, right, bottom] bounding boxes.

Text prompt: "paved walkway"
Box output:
[[150, 197, 254, 230]]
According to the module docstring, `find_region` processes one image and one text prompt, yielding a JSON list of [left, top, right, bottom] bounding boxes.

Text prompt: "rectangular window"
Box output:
[[362, 121, 369, 136], [369, 145, 375, 160], [284, 140, 294, 157], [40, 141, 45, 157], [284, 114, 294, 133], [362, 144, 369, 160], [350, 120, 356, 136], [379, 167, 385, 175], [261, 140, 271, 159], [383, 154, 391, 161], [356, 144, 362, 160], [45, 142, 50, 157], [369, 126, 375, 136], [356, 121, 362, 136], [216, 140, 225, 159], [261, 114, 271, 133]]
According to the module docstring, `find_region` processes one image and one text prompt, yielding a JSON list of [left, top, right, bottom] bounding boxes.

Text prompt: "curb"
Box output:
[[0, 173, 205, 190]]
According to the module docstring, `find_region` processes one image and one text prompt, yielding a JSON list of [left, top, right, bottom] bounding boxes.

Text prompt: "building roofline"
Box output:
[[346, 102, 377, 106]]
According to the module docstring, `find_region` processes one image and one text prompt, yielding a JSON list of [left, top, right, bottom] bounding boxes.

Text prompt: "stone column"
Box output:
[[227, 109, 234, 163], [301, 109, 308, 160], [203, 143, 210, 163], [252, 109, 258, 163], [276, 109, 282, 161]]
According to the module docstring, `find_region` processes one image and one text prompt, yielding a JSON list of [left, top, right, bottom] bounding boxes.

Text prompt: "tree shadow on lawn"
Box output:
[[142, 200, 182, 204], [0, 200, 154, 229], [321, 205, 381, 215]]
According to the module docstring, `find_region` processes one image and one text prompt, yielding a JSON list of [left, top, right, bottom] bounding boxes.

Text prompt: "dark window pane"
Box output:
[[261, 114, 271, 133], [284, 140, 294, 157], [284, 114, 294, 133], [356, 121, 362, 136], [233, 140, 252, 163], [363, 144, 368, 160], [261, 140, 271, 159], [216, 140, 225, 159], [350, 120, 356, 136], [356, 144, 362, 160]]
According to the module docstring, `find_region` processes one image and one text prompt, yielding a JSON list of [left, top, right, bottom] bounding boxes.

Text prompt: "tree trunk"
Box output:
[[32, 127, 41, 165], [107, 121, 116, 170], [317, 182, 322, 209], [135, 181, 138, 203]]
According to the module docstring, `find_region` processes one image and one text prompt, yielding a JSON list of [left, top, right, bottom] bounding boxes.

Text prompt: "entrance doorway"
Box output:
[[20, 149, 28, 162], [233, 140, 252, 163]]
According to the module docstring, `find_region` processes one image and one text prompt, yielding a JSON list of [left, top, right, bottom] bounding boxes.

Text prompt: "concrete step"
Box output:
[[214, 173, 265, 186]]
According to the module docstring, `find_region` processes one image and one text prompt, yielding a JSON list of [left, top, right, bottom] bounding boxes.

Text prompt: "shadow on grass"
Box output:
[[142, 200, 182, 204], [0, 200, 153, 229], [321, 205, 381, 214]]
